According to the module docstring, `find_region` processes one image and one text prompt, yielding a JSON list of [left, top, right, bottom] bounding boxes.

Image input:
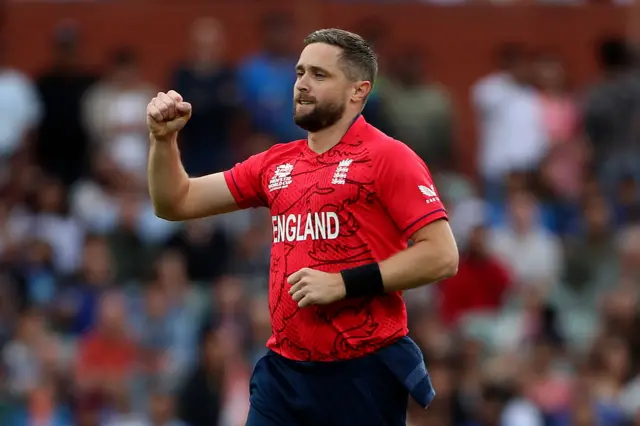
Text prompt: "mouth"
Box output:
[[296, 97, 316, 105]]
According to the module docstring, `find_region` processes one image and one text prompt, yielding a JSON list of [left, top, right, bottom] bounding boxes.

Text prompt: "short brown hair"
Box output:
[[304, 28, 378, 85]]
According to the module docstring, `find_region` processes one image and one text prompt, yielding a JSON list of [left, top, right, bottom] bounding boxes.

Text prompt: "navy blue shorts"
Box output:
[[246, 337, 431, 426]]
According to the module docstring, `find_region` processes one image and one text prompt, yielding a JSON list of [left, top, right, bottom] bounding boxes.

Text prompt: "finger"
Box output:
[[167, 90, 183, 103], [289, 279, 308, 296], [157, 92, 176, 120], [291, 288, 307, 303], [152, 97, 171, 121], [298, 293, 315, 308], [288, 268, 307, 285], [147, 103, 164, 122], [176, 102, 192, 114]]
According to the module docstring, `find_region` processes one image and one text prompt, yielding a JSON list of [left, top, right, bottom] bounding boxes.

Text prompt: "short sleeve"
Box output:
[[223, 152, 268, 209], [376, 142, 448, 239]]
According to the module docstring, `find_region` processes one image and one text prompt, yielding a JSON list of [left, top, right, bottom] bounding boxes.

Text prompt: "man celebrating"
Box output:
[[147, 28, 458, 426]]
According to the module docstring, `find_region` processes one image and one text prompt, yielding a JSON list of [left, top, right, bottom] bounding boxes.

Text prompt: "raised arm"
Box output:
[[146, 90, 239, 221]]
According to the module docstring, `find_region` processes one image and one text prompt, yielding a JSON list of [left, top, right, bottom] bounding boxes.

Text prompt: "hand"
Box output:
[[146, 90, 192, 140], [288, 268, 346, 308]]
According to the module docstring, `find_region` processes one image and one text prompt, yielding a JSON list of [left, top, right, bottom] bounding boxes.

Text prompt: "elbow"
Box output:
[[440, 250, 459, 279], [432, 246, 459, 281], [152, 204, 184, 222]]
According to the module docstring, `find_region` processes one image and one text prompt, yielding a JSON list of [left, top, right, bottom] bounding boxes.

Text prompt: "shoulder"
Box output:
[[472, 72, 509, 93], [245, 139, 307, 170], [262, 139, 307, 157], [366, 127, 423, 164]]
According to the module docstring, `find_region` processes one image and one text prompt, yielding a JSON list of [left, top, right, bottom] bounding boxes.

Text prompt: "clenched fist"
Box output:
[[288, 268, 347, 308], [146, 90, 192, 140]]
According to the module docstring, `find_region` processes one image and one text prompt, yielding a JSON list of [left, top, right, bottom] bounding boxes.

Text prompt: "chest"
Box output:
[[263, 154, 376, 213]]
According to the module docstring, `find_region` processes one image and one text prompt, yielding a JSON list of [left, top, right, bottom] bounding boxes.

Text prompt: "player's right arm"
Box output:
[[147, 91, 264, 221]]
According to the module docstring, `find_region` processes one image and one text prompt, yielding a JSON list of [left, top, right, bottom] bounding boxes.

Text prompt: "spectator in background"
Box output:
[[152, 250, 204, 384], [69, 150, 129, 234], [2, 309, 47, 402], [146, 390, 186, 426], [438, 220, 511, 327], [534, 52, 586, 203], [465, 383, 513, 426], [488, 189, 563, 292], [74, 291, 137, 404], [617, 224, 640, 282], [583, 37, 640, 194], [613, 174, 640, 226], [172, 17, 243, 176], [165, 219, 232, 283], [472, 44, 547, 202], [106, 189, 151, 284], [0, 35, 42, 165], [178, 328, 224, 426], [582, 335, 632, 425], [35, 21, 97, 187], [204, 276, 251, 352], [128, 283, 179, 410], [521, 337, 573, 424], [3, 310, 71, 426], [25, 176, 85, 275], [18, 239, 59, 310], [55, 235, 113, 336], [103, 385, 146, 426], [380, 45, 455, 171], [237, 12, 304, 142], [563, 193, 619, 308], [82, 47, 155, 185]]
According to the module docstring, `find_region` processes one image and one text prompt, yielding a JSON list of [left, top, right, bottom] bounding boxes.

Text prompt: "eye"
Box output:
[[314, 72, 325, 79], [296, 70, 304, 78]]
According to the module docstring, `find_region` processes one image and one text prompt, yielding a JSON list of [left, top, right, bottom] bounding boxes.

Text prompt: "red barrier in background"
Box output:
[[3, 2, 628, 174]]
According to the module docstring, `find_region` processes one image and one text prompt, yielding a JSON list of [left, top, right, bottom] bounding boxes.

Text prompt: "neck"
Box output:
[[307, 113, 359, 154]]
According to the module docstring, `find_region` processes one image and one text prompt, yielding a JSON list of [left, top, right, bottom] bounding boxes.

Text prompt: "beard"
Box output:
[[293, 98, 346, 132]]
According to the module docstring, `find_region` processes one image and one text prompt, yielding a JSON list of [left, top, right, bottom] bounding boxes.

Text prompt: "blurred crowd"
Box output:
[[1, 8, 640, 426]]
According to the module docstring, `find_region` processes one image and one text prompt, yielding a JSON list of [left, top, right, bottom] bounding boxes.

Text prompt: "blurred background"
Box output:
[[1, 1, 640, 426]]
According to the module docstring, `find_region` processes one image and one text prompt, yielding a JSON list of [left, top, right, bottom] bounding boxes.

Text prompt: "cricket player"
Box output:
[[147, 28, 459, 426]]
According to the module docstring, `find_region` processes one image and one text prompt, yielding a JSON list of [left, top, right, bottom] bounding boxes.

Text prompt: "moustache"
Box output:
[[295, 95, 317, 103]]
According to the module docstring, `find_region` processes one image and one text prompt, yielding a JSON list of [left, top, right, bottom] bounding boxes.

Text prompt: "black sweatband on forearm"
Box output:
[[341, 263, 385, 298]]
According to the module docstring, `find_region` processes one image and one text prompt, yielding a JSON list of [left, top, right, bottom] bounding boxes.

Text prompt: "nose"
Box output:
[[295, 74, 310, 93]]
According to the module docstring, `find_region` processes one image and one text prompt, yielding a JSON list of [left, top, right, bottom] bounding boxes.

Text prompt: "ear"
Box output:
[[351, 81, 372, 103]]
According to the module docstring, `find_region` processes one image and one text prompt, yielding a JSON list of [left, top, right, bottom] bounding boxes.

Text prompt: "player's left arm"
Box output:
[[378, 219, 458, 293], [372, 142, 458, 292]]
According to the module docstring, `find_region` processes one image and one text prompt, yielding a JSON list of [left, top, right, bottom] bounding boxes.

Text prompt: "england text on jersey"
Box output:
[[272, 212, 340, 243]]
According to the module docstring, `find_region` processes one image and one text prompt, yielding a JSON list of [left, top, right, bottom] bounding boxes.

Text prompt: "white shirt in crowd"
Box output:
[[472, 72, 547, 181], [0, 69, 42, 157], [488, 225, 563, 288], [501, 398, 544, 426]]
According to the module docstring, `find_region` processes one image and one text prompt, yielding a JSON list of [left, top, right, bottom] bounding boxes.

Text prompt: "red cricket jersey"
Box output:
[[223, 116, 448, 361]]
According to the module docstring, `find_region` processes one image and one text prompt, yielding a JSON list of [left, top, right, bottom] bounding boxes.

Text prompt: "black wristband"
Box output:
[[340, 263, 385, 298]]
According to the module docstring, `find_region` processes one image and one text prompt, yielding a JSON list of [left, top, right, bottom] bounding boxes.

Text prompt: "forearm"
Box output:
[[379, 241, 458, 293], [147, 134, 190, 220]]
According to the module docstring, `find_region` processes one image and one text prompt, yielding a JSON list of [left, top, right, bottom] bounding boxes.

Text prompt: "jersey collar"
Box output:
[[340, 114, 368, 145]]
